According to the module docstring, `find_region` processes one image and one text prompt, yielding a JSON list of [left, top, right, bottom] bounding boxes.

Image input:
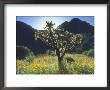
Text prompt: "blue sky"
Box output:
[[16, 16, 94, 30]]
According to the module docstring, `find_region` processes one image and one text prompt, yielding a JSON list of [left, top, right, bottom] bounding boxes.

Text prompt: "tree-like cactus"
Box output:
[[35, 21, 83, 73]]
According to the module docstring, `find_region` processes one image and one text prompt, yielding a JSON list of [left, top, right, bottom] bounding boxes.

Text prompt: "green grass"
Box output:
[[16, 53, 94, 74]]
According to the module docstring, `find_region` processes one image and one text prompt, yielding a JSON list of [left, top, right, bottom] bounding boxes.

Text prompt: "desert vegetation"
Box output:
[[16, 17, 94, 74]]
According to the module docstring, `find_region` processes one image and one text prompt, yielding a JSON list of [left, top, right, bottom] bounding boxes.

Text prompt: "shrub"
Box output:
[[46, 49, 56, 56], [83, 49, 94, 58], [64, 56, 75, 63], [16, 46, 35, 62]]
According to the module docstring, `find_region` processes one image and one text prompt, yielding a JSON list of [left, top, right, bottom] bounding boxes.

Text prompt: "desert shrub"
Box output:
[[83, 48, 94, 58], [16, 46, 35, 62], [46, 49, 56, 56], [64, 56, 75, 63]]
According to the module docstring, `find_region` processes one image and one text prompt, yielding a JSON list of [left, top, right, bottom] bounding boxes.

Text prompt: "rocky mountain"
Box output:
[[58, 18, 94, 33]]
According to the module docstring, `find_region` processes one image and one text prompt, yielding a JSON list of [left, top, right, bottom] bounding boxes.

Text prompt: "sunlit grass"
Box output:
[[16, 54, 94, 74]]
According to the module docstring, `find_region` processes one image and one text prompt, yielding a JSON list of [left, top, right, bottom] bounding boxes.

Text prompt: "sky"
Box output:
[[16, 16, 94, 30]]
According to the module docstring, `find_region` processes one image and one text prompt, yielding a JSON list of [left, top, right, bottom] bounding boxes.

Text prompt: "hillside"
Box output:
[[58, 18, 94, 33], [16, 21, 48, 55]]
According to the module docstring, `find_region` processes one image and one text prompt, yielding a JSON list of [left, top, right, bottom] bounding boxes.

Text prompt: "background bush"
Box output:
[[64, 56, 75, 63], [46, 49, 56, 56], [83, 48, 94, 58], [16, 46, 35, 62]]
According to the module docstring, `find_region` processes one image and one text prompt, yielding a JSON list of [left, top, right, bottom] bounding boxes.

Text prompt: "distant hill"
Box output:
[[58, 18, 94, 33], [16, 21, 47, 54], [16, 21, 35, 46]]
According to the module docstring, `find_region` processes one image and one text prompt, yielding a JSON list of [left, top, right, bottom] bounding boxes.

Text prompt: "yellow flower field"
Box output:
[[16, 54, 94, 74]]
